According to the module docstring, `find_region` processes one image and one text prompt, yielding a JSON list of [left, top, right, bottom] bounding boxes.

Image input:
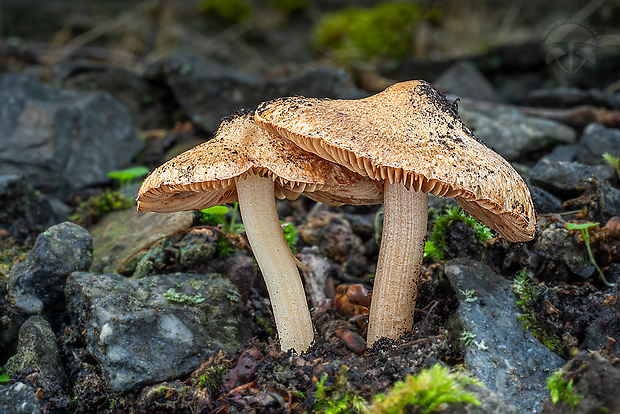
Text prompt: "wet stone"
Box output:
[[65, 271, 254, 392], [444, 258, 565, 413]]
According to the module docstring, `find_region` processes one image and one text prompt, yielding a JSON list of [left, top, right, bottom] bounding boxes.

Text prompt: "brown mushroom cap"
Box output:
[[137, 110, 382, 213], [255, 80, 536, 242]]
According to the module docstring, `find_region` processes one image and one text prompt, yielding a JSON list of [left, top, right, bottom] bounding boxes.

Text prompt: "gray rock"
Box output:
[[458, 105, 576, 161], [8, 222, 92, 319], [585, 282, 620, 355], [534, 225, 594, 279], [543, 145, 578, 163], [145, 53, 362, 133], [539, 351, 620, 414], [526, 87, 620, 109], [0, 382, 41, 414], [444, 258, 565, 413], [0, 174, 70, 244], [0, 73, 143, 195], [66, 271, 254, 392], [530, 186, 563, 214], [602, 183, 620, 220], [3, 316, 68, 388], [62, 64, 170, 130], [577, 123, 620, 165], [435, 60, 502, 103], [528, 159, 617, 199]]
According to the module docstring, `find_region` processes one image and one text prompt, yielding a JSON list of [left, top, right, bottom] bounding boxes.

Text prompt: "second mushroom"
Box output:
[[137, 110, 382, 353], [255, 80, 536, 345]]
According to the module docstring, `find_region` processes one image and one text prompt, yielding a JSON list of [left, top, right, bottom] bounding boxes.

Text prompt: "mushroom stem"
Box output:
[[236, 173, 314, 353], [367, 181, 428, 345]]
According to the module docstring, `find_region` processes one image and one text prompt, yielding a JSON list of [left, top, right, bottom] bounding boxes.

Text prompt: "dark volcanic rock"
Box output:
[[3, 316, 68, 387], [540, 351, 620, 414], [576, 122, 620, 166], [435, 60, 502, 103], [526, 87, 620, 109], [8, 222, 92, 320], [528, 159, 617, 199], [62, 64, 172, 130], [0, 73, 143, 195], [145, 53, 362, 133], [585, 283, 620, 355], [0, 174, 70, 244], [444, 258, 565, 413], [66, 272, 255, 392], [458, 105, 576, 161], [530, 185, 563, 214], [0, 382, 41, 414], [534, 223, 595, 281]]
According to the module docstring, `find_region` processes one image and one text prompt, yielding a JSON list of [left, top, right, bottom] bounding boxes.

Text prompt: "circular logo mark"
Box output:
[[542, 18, 599, 73]]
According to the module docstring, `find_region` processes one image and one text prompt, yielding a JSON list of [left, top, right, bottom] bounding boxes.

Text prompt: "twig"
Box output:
[[116, 225, 248, 274], [47, 0, 158, 65], [447, 94, 620, 129], [415, 300, 439, 339]]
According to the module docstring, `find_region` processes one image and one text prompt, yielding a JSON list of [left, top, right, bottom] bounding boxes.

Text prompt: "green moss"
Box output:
[[197, 0, 252, 23], [314, 2, 440, 61], [369, 365, 482, 414], [424, 207, 494, 261], [163, 287, 205, 305], [512, 270, 563, 356], [312, 366, 368, 414], [0, 241, 30, 278], [198, 364, 228, 392], [546, 370, 581, 409], [282, 222, 298, 253], [69, 189, 132, 228]]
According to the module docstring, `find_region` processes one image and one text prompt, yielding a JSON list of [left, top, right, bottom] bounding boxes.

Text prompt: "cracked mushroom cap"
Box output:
[[255, 80, 536, 242], [137, 110, 382, 213]]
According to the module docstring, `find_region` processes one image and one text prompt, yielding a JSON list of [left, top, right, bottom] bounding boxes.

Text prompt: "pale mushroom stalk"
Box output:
[[367, 182, 428, 345], [236, 173, 314, 353]]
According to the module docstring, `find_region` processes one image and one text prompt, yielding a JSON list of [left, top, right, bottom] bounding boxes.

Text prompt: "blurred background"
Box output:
[[2, 0, 619, 92]]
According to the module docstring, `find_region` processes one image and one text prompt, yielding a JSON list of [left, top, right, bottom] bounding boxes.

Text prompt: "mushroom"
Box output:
[[137, 110, 382, 352], [255, 80, 536, 345]]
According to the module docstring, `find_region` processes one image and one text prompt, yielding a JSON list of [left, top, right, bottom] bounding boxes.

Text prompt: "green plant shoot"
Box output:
[[602, 152, 620, 177], [566, 222, 614, 287], [107, 166, 150, 187], [547, 370, 581, 409]]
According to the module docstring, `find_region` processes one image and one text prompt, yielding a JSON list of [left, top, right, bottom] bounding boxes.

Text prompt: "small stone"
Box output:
[[577, 123, 620, 165], [3, 316, 68, 387]]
